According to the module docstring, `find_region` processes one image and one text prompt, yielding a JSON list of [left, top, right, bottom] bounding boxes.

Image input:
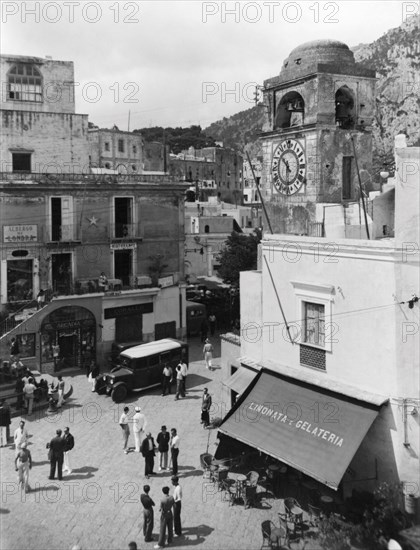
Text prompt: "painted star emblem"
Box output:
[[87, 216, 99, 226]]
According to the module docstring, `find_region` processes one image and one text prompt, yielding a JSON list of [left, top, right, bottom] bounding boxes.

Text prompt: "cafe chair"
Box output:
[[278, 514, 292, 548], [284, 497, 305, 539], [217, 468, 229, 491], [261, 520, 280, 550], [221, 479, 237, 506], [308, 503, 323, 527], [200, 453, 213, 479]]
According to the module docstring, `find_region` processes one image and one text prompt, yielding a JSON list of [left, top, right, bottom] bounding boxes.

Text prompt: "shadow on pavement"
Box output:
[[66, 466, 98, 480], [171, 524, 214, 546], [0, 509, 10, 514], [31, 485, 61, 493]]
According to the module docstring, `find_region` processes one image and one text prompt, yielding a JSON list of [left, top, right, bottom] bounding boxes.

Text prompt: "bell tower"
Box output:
[[260, 39, 377, 236]]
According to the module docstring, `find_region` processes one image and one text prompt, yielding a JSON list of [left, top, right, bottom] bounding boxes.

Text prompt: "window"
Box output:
[[8, 64, 42, 102], [118, 139, 125, 153], [12, 153, 31, 173], [104, 142, 110, 152], [303, 302, 325, 347], [133, 145, 137, 154]]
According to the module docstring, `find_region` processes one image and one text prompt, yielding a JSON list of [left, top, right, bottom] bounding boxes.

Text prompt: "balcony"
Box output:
[[0, 171, 180, 184], [109, 223, 141, 241], [47, 225, 81, 244]]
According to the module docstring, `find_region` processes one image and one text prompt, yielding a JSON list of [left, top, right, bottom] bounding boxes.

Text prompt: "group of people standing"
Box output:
[[119, 407, 181, 478], [160, 360, 188, 399], [140, 476, 183, 549]]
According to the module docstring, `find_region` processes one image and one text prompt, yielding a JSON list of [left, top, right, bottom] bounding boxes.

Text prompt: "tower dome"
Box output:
[[281, 39, 355, 75]]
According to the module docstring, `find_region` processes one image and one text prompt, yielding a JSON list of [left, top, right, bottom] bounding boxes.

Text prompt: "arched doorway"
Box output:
[[40, 306, 96, 372]]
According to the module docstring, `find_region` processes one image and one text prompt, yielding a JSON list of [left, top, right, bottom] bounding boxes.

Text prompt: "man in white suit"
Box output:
[[132, 406, 147, 452]]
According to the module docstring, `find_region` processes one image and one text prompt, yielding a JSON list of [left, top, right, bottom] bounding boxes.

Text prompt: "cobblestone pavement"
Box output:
[[0, 335, 318, 550]]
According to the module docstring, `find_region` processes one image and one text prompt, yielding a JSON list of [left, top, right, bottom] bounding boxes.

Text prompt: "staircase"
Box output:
[[0, 301, 50, 341]]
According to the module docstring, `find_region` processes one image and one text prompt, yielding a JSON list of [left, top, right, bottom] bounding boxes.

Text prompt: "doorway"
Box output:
[[114, 250, 132, 287], [52, 253, 72, 295], [58, 332, 77, 370]]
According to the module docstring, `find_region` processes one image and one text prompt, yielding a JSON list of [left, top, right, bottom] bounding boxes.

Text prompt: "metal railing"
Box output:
[[0, 172, 180, 184]]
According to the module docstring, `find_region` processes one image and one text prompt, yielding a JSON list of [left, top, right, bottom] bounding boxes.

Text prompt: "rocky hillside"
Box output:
[[204, 15, 420, 169]]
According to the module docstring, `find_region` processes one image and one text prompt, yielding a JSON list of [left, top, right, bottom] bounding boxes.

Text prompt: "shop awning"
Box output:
[[217, 369, 383, 490], [223, 368, 258, 394]]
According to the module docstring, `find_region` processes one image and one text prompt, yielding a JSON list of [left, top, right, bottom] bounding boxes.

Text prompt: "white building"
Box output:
[[220, 136, 419, 505]]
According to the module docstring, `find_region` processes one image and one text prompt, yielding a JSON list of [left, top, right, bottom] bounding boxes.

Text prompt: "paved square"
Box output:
[[0, 337, 318, 550]]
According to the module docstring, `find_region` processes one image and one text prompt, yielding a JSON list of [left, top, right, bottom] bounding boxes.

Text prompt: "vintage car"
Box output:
[[96, 338, 189, 403]]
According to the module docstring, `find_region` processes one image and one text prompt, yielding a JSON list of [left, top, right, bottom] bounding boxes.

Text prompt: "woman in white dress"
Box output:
[[203, 339, 214, 370]]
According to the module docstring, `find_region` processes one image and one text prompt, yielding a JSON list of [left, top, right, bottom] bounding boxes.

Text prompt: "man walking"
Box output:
[[62, 426, 74, 474], [171, 476, 182, 537], [154, 486, 174, 549], [174, 365, 184, 401], [14, 420, 28, 457], [140, 432, 156, 479], [208, 313, 217, 336], [169, 428, 180, 476], [161, 364, 173, 396], [0, 400, 11, 447], [47, 428, 65, 480], [15, 441, 32, 492], [23, 377, 36, 415], [132, 406, 147, 453], [179, 360, 188, 396], [140, 484, 155, 543], [119, 406, 131, 454], [56, 375, 65, 408], [157, 426, 170, 471], [201, 387, 212, 428]]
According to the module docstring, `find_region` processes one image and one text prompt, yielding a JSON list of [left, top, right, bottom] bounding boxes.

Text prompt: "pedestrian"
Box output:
[[179, 359, 188, 395], [15, 375, 25, 410], [201, 387, 212, 428], [15, 441, 32, 493], [140, 484, 155, 543], [119, 406, 131, 454], [47, 428, 65, 480], [56, 375, 65, 408], [169, 428, 180, 476], [174, 364, 184, 400], [161, 364, 173, 396], [14, 420, 29, 457], [140, 432, 156, 479], [203, 338, 214, 370], [23, 377, 36, 415], [133, 406, 147, 453], [0, 400, 11, 447], [157, 425, 170, 471], [52, 343, 60, 370], [200, 318, 208, 343], [62, 426, 75, 474], [171, 475, 182, 537], [87, 360, 99, 392], [10, 336, 20, 361], [36, 289, 46, 309], [154, 486, 174, 549], [98, 272, 109, 292], [208, 313, 217, 336]]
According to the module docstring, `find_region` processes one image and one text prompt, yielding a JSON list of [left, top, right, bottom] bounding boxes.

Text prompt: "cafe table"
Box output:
[[320, 495, 334, 515], [227, 472, 247, 503]]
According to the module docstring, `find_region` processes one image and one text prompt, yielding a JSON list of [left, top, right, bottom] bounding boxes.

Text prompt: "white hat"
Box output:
[[135, 406, 141, 412]]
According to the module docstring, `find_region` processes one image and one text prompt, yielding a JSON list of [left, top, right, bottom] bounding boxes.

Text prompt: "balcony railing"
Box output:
[[109, 223, 140, 240], [0, 172, 180, 184], [48, 224, 81, 242]]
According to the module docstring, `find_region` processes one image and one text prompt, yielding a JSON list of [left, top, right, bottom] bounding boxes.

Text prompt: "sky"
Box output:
[[1, 0, 414, 130]]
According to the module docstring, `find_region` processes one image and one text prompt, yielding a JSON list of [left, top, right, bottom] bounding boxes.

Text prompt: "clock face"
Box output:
[[272, 139, 306, 195]]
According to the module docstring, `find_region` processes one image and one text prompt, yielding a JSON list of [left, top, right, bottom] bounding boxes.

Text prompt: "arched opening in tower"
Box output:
[[274, 91, 305, 129]]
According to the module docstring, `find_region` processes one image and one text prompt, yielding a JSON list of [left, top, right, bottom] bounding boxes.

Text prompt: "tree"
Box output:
[[216, 228, 262, 286]]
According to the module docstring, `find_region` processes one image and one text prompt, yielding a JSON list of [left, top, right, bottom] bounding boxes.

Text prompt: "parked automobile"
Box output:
[[186, 301, 207, 337], [96, 338, 189, 403]]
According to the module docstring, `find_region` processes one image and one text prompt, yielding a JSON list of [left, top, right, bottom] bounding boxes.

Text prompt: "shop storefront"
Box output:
[[40, 305, 96, 373], [216, 368, 387, 491]]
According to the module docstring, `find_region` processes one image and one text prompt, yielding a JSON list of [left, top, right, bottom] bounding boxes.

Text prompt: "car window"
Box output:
[[133, 358, 148, 370], [148, 354, 160, 368]]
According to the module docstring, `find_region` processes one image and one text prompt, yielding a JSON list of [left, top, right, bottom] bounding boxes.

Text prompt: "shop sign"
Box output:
[[110, 242, 137, 250], [3, 225, 38, 243], [104, 302, 153, 319], [158, 275, 174, 288]]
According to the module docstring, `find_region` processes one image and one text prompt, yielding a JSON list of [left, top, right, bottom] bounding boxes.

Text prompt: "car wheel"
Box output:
[[111, 384, 127, 403]]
